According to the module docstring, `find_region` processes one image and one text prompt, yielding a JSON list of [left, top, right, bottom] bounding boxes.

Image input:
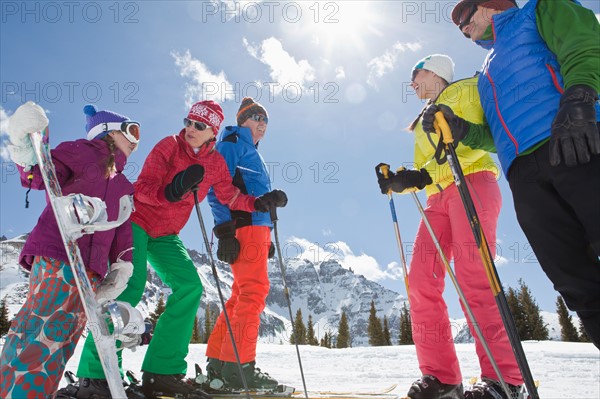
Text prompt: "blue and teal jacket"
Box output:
[[476, 0, 600, 177], [208, 125, 273, 228]]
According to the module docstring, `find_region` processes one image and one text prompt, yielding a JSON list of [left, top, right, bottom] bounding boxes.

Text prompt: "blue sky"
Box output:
[[1, 0, 599, 318]]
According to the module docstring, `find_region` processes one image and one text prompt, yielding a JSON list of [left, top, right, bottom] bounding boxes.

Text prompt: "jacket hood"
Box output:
[[220, 125, 256, 147]]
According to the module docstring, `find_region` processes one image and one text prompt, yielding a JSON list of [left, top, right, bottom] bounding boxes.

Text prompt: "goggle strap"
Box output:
[[87, 122, 123, 140]]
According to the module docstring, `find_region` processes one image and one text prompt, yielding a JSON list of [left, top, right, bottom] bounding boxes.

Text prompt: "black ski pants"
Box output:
[[508, 138, 600, 349]]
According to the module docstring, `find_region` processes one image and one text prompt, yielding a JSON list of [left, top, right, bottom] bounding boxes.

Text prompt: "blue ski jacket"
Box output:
[[208, 126, 273, 228], [475, 0, 600, 177]]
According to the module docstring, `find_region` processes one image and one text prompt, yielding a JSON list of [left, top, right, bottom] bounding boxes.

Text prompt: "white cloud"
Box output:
[[494, 255, 509, 267], [0, 107, 9, 138], [335, 66, 345, 80], [0, 107, 11, 162], [171, 50, 235, 106], [285, 236, 402, 282], [321, 229, 332, 236], [243, 37, 315, 95], [366, 41, 422, 88]]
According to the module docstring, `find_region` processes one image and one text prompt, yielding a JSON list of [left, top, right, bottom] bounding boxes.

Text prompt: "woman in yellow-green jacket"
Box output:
[[378, 54, 523, 398]]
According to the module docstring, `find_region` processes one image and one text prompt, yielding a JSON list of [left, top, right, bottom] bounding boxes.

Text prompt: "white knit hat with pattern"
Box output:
[[412, 54, 455, 84]]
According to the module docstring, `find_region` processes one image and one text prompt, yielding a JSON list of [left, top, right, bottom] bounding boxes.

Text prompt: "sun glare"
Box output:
[[302, 1, 377, 55]]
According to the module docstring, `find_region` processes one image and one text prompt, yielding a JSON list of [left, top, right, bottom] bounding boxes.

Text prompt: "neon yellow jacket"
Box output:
[[413, 76, 500, 197]]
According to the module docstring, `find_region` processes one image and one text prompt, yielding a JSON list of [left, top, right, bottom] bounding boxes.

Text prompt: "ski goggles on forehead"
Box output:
[[184, 118, 210, 131], [249, 114, 268, 124], [119, 121, 140, 144]]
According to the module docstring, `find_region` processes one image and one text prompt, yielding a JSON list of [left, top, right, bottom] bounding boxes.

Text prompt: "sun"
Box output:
[[299, 1, 379, 56]]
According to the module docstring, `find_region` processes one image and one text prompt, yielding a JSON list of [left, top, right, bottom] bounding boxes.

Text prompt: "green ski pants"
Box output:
[[77, 222, 203, 377]]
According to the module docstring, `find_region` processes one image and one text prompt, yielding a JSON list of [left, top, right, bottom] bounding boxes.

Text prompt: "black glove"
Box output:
[[140, 319, 154, 346], [550, 85, 600, 167], [164, 164, 205, 202], [214, 221, 240, 263], [254, 189, 288, 213], [268, 241, 275, 259], [422, 103, 470, 142], [378, 168, 432, 194]]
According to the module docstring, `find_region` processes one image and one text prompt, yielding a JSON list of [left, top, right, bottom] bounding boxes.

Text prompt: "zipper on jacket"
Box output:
[[484, 69, 519, 155], [545, 64, 564, 94]]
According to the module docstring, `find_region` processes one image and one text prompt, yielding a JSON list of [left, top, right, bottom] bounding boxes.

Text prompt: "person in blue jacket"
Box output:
[[204, 97, 287, 391]]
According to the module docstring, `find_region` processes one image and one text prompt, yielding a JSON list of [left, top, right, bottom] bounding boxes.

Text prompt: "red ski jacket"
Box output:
[[132, 129, 256, 238]]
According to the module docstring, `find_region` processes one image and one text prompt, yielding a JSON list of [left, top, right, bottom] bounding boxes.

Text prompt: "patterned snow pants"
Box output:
[[0, 256, 99, 398]]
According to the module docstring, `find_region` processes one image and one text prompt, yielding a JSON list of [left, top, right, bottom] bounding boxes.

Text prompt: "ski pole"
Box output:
[[270, 208, 309, 399], [410, 192, 513, 399], [433, 112, 540, 399], [375, 163, 410, 297], [192, 190, 251, 398]]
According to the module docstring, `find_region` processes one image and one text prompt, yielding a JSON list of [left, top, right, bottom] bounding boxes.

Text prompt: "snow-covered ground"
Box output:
[[52, 340, 599, 398]]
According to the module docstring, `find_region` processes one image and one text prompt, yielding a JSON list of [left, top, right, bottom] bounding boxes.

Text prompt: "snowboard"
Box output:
[[30, 129, 128, 398]]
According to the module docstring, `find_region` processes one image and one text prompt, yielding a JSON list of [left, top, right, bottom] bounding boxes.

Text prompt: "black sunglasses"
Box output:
[[184, 118, 209, 131], [248, 114, 268, 124], [458, 4, 478, 36]]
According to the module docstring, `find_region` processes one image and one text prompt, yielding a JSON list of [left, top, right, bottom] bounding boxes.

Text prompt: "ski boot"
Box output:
[[206, 358, 223, 381], [141, 372, 212, 399], [55, 372, 145, 399], [221, 361, 278, 390], [464, 378, 523, 399], [199, 358, 227, 390], [406, 375, 464, 399], [55, 372, 79, 399]]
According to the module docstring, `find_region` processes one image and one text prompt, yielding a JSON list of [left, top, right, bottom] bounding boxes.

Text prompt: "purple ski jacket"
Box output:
[[18, 138, 134, 277]]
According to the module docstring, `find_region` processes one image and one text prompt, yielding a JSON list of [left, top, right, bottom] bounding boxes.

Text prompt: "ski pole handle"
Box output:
[[270, 207, 278, 223], [434, 111, 454, 145], [377, 163, 391, 179], [375, 163, 393, 196]]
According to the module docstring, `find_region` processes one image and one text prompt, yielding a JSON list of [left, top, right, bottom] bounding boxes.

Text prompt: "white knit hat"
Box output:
[[412, 54, 455, 84]]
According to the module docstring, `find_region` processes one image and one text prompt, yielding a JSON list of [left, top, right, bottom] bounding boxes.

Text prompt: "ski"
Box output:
[[156, 386, 294, 399], [30, 129, 130, 398], [299, 384, 397, 396]]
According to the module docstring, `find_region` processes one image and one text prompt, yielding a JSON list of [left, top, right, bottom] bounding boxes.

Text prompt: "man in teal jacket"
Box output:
[[423, 4, 599, 394]]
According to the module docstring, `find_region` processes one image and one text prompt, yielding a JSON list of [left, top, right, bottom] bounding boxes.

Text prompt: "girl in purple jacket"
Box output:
[[0, 102, 141, 398]]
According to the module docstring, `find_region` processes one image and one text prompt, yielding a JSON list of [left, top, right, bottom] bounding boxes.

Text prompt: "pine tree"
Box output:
[[578, 319, 590, 342], [149, 294, 166, 326], [368, 300, 384, 346], [190, 315, 202, 343], [203, 305, 216, 344], [320, 332, 332, 348], [398, 302, 413, 345], [336, 311, 351, 348], [518, 279, 549, 340], [507, 280, 549, 341], [507, 286, 526, 339], [290, 308, 307, 345], [556, 296, 579, 342], [306, 314, 318, 346], [382, 316, 392, 346], [0, 297, 10, 336]]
